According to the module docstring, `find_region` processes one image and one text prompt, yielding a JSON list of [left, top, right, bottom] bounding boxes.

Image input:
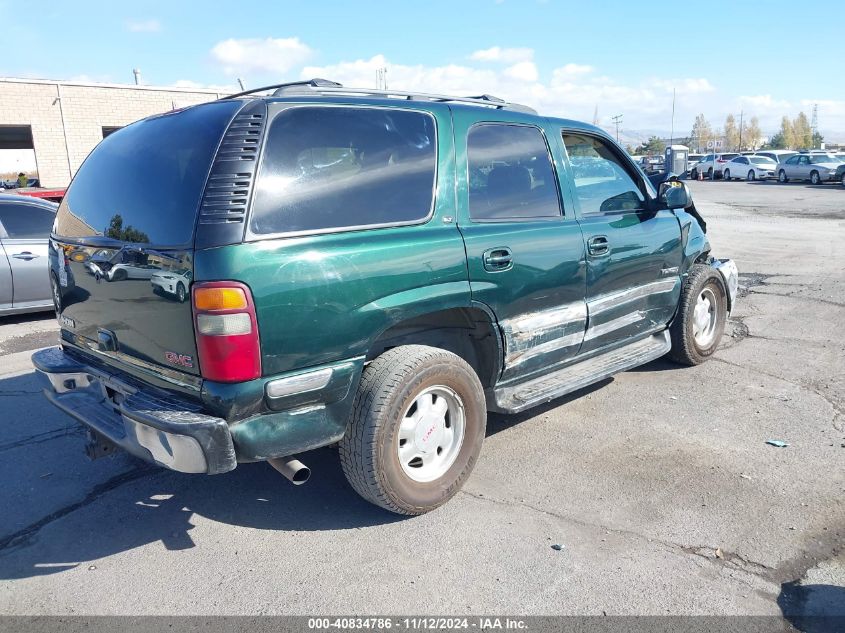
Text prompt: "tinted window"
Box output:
[[56, 100, 241, 246], [467, 124, 560, 220], [0, 203, 55, 239], [250, 107, 436, 235], [563, 133, 645, 215]]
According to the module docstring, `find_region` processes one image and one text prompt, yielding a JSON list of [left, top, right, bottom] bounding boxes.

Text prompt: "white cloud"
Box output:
[[126, 19, 161, 33], [551, 63, 593, 81], [503, 61, 538, 82], [470, 46, 534, 63], [211, 37, 313, 76]]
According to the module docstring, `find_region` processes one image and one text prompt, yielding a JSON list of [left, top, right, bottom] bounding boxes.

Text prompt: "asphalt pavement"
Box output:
[[0, 179, 842, 620]]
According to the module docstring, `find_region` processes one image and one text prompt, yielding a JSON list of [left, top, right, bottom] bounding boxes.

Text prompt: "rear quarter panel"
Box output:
[[194, 103, 471, 377]]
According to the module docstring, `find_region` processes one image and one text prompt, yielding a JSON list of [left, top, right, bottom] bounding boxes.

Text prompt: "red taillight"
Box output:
[[192, 281, 261, 383]]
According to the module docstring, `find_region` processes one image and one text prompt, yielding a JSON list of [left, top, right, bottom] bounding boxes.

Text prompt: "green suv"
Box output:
[[34, 79, 738, 515]]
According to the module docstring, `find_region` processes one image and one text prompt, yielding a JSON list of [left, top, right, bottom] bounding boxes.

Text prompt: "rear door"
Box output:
[[559, 130, 683, 356], [50, 99, 243, 386], [0, 201, 54, 306], [453, 109, 587, 382]]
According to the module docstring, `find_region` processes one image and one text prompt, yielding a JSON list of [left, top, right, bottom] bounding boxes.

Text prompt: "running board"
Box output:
[[492, 330, 671, 413]]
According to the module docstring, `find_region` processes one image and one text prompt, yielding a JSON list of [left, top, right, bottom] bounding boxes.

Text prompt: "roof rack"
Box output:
[[221, 78, 342, 100], [220, 78, 537, 114]]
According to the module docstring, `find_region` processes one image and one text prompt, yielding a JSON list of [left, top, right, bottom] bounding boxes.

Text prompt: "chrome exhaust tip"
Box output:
[[268, 456, 310, 485]]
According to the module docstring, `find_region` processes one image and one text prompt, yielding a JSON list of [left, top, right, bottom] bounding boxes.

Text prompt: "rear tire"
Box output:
[[841, 172, 845, 187], [111, 269, 127, 281], [747, 170, 755, 181], [690, 168, 698, 179], [667, 264, 728, 366], [707, 167, 714, 179], [778, 170, 788, 183], [340, 345, 486, 515]]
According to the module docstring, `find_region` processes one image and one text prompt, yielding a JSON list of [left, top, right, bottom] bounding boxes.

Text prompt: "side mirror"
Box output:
[[660, 182, 691, 209]]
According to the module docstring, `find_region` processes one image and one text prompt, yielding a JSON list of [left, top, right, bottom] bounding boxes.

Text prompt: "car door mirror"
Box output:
[[659, 181, 691, 209]]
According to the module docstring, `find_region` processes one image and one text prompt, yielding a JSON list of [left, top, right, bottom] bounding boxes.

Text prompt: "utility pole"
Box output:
[[811, 103, 818, 147], [611, 114, 623, 144], [132, 68, 141, 85], [669, 88, 675, 147], [237, 78, 245, 91], [738, 110, 743, 151]]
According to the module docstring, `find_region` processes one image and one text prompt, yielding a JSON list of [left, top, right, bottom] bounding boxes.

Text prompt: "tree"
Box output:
[[105, 214, 149, 244], [625, 144, 636, 155], [638, 136, 666, 155], [724, 114, 739, 152], [812, 130, 824, 149], [792, 112, 812, 149], [689, 114, 714, 153], [745, 117, 762, 151], [778, 116, 795, 149]]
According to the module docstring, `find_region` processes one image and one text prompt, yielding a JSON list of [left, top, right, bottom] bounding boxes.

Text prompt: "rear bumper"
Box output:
[[32, 347, 236, 474]]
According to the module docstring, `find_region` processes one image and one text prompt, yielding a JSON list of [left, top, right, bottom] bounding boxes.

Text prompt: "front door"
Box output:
[[0, 202, 55, 306], [453, 111, 587, 382], [560, 131, 683, 355]]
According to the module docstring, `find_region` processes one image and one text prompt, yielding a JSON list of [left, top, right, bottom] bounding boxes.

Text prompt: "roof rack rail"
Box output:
[[220, 78, 342, 100], [221, 79, 537, 114]]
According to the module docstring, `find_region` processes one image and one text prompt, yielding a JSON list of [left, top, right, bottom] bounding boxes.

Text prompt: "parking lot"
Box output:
[[0, 180, 842, 619]]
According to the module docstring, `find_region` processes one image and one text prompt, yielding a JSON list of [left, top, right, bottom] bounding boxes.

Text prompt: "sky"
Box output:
[[3, 0, 842, 143]]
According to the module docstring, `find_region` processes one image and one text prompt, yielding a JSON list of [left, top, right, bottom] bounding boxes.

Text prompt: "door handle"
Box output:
[[587, 236, 610, 257], [483, 247, 513, 272], [12, 252, 39, 260]]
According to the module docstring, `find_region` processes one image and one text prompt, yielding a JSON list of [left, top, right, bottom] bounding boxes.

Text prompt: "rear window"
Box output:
[[249, 106, 436, 236], [55, 100, 241, 246]]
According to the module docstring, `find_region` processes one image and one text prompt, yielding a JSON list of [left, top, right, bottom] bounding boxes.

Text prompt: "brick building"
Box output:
[[0, 78, 224, 187]]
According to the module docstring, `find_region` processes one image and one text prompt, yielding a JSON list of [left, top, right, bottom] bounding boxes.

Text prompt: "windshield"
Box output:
[[749, 157, 775, 164], [55, 100, 241, 247]]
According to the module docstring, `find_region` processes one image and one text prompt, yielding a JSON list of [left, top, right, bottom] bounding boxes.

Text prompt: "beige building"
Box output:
[[0, 78, 226, 187]]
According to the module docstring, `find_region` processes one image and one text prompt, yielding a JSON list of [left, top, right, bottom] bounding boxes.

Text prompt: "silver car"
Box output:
[[777, 153, 844, 184], [0, 194, 58, 316]]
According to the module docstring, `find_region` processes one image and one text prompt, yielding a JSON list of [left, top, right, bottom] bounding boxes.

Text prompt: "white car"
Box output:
[[150, 268, 192, 302], [689, 153, 739, 179], [722, 155, 778, 181]]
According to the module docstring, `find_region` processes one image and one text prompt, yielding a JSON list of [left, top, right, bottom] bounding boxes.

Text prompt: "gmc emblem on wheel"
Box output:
[[164, 351, 194, 368]]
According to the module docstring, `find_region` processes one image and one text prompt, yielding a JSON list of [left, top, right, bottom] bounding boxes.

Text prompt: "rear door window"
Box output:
[[467, 124, 561, 221], [0, 203, 55, 239], [250, 106, 437, 236]]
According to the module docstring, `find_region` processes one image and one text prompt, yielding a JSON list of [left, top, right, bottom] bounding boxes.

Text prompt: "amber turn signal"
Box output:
[[193, 287, 248, 311]]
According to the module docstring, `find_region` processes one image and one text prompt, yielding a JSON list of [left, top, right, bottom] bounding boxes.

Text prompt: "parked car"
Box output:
[[0, 194, 60, 316], [33, 79, 737, 515], [685, 154, 704, 176], [151, 268, 192, 302], [777, 153, 843, 184], [754, 150, 797, 165], [722, 155, 778, 181], [84, 246, 162, 281], [690, 153, 739, 179]]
